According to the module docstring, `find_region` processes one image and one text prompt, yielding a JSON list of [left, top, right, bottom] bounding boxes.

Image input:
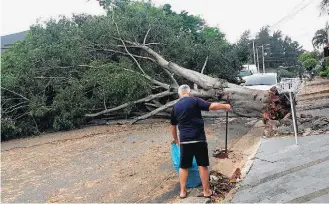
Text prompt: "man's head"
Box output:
[[178, 84, 191, 98]]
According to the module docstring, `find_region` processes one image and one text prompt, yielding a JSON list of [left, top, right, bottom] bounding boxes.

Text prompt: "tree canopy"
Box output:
[[246, 26, 304, 70], [1, 0, 251, 140], [1, 0, 305, 140], [312, 22, 328, 49]]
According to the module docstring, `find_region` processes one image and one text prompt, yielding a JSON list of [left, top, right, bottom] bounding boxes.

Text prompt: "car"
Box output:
[[238, 70, 252, 77], [242, 73, 278, 91]]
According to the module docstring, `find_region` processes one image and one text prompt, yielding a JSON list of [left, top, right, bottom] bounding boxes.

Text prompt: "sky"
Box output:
[[1, 0, 328, 51]]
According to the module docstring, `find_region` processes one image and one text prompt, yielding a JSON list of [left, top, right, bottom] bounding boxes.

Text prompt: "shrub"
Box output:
[[319, 71, 328, 77], [278, 69, 296, 79]]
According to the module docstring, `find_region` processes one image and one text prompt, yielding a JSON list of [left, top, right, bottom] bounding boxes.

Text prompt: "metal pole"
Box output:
[[327, 26, 329, 45], [289, 91, 298, 145], [262, 44, 265, 73], [225, 111, 228, 153], [256, 47, 260, 73], [292, 94, 299, 134], [225, 92, 230, 153], [253, 40, 256, 65]]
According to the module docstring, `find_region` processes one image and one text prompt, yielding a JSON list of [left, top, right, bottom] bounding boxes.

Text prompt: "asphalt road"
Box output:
[[1, 118, 250, 203]]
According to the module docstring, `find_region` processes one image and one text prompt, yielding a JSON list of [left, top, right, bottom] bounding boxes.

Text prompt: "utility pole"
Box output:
[[327, 25, 329, 45], [256, 47, 260, 73], [253, 40, 256, 65], [262, 44, 265, 73]]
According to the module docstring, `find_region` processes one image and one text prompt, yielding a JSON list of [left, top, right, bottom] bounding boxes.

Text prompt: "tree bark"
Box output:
[[86, 40, 270, 121]]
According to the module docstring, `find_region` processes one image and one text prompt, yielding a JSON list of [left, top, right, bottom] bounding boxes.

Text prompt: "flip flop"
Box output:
[[179, 191, 189, 199], [204, 190, 214, 198], [197, 190, 213, 198]]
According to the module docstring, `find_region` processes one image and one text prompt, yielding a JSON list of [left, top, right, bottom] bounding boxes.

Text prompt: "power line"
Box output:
[[270, 0, 310, 28], [270, 0, 307, 28], [270, 0, 316, 29]]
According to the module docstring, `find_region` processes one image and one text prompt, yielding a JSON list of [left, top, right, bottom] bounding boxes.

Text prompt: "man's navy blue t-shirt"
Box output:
[[170, 97, 211, 142]]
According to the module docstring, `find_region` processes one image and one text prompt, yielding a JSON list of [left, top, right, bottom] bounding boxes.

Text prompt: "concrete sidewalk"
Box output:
[[233, 134, 329, 203]]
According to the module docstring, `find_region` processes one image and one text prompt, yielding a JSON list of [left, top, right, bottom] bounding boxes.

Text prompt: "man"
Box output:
[[170, 84, 231, 199]]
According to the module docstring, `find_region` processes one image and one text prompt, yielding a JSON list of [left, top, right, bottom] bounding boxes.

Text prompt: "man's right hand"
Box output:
[[224, 104, 231, 112], [209, 103, 231, 111]]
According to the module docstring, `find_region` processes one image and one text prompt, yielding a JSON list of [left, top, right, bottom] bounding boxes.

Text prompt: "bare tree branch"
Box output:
[[85, 91, 175, 117], [121, 68, 170, 89], [32, 116, 40, 134], [13, 112, 29, 120], [131, 99, 179, 124], [34, 77, 68, 79], [4, 101, 29, 112], [201, 56, 209, 74], [143, 27, 151, 45], [99, 48, 155, 62], [117, 43, 160, 48], [112, 18, 147, 75], [164, 69, 179, 88], [194, 56, 208, 90], [144, 43, 161, 46], [3, 105, 29, 114], [1, 87, 30, 101], [1, 98, 26, 106], [112, 38, 179, 88], [145, 102, 160, 108], [36, 63, 170, 90]]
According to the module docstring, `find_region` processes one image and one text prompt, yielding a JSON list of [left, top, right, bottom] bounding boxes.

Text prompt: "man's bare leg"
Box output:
[[199, 166, 212, 196], [179, 168, 188, 197]]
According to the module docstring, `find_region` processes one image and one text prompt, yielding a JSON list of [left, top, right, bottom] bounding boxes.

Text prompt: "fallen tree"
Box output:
[[1, 1, 281, 140], [84, 26, 270, 122]]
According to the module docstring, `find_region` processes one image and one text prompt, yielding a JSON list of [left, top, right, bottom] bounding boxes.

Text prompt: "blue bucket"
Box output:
[[171, 143, 202, 188]]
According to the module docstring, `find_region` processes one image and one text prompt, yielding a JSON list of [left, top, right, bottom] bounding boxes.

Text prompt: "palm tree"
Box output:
[[312, 23, 328, 49], [319, 0, 329, 15]]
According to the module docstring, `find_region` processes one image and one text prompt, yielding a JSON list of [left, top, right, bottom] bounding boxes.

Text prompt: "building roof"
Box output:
[[1, 31, 28, 53]]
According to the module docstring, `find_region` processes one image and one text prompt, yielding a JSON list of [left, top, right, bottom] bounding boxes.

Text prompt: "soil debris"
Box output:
[[212, 148, 234, 159], [209, 170, 237, 203]]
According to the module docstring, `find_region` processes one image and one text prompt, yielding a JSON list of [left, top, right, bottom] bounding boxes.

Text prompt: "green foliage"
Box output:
[[244, 27, 303, 69], [298, 52, 320, 71], [278, 69, 297, 79], [1, 118, 22, 141], [302, 58, 318, 71], [319, 71, 328, 77], [312, 23, 328, 49], [299, 53, 314, 63], [318, 66, 329, 78]]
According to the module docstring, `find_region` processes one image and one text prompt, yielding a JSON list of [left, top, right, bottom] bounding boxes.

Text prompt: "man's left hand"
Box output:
[[172, 138, 179, 145]]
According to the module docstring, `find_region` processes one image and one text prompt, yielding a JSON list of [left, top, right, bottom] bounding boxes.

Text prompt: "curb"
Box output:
[[222, 138, 262, 203], [241, 139, 262, 178]]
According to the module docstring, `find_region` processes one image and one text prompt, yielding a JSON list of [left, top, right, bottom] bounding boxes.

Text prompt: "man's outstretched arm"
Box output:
[[209, 103, 231, 111], [196, 98, 231, 111]]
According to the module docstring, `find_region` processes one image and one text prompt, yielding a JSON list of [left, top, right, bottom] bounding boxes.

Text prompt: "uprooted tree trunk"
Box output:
[[85, 26, 271, 124]]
